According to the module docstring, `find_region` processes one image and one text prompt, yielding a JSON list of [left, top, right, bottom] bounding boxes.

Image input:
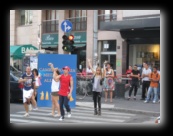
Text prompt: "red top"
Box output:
[[58, 74, 71, 96], [126, 69, 132, 75]]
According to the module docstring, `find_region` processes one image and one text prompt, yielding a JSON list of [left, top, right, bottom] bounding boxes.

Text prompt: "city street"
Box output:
[[10, 103, 156, 124]]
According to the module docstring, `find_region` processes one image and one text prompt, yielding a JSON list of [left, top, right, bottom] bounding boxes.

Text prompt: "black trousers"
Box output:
[[59, 95, 71, 117], [142, 81, 150, 99], [93, 91, 101, 110], [129, 82, 138, 97]]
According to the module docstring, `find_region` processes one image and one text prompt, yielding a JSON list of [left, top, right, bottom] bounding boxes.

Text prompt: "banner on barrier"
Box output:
[[37, 54, 77, 108]]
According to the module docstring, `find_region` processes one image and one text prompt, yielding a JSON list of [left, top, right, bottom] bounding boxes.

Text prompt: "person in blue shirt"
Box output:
[[18, 66, 35, 117]]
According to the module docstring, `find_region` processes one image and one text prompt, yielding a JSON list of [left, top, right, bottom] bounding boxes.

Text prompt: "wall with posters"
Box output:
[[37, 54, 77, 108]]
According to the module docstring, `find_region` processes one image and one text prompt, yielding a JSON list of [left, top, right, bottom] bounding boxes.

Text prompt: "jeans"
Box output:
[[157, 83, 160, 100], [145, 87, 158, 102], [93, 91, 101, 110], [59, 95, 71, 117]]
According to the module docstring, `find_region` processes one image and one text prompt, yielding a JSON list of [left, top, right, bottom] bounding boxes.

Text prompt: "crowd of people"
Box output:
[[18, 60, 160, 120], [19, 64, 73, 121]]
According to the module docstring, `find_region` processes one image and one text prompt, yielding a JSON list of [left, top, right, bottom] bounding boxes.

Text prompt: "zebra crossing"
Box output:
[[10, 106, 137, 124]]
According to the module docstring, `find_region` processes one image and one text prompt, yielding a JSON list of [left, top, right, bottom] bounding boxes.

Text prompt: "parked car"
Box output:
[[10, 72, 23, 102], [10, 65, 22, 78]]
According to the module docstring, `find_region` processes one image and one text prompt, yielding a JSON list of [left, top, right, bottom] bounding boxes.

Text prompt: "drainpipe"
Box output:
[[93, 10, 98, 69]]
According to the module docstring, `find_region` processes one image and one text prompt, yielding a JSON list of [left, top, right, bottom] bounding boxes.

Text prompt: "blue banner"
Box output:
[[37, 54, 77, 108]]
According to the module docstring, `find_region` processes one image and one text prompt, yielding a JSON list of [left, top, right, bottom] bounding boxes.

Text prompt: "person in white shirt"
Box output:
[[141, 63, 152, 100], [48, 63, 61, 117]]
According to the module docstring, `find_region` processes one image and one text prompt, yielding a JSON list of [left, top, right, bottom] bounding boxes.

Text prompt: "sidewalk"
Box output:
[[76, 89, 160, 117]]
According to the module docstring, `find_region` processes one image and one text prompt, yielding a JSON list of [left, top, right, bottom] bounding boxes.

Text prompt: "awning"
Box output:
[[10, 44, 38, 59], [100, 17, 160, 31]]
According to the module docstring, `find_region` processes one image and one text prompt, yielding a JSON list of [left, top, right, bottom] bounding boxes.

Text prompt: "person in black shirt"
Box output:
[[127, 64, 140, 100]]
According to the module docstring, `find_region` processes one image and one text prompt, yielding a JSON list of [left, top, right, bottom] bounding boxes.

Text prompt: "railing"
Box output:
[[66, 16, 87, 31], [42, 20, 59, 33], [42, 16, 87, 33], [98, 13, 117, 29]]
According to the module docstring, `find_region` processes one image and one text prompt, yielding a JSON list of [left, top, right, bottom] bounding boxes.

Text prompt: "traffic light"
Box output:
[[62, 34, 75, 52]]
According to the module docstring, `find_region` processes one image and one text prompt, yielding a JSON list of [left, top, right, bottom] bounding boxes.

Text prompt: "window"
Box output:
[[98, 10, 117, 29], [101, 40, 117, 52], [20, 10, 33, 25], [69, 10, 87, 31], [42, 10, 59, 33]]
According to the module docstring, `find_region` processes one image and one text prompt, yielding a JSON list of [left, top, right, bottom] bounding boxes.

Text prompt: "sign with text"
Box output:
[[37, 54, 77, 108], [42, 34, 58, 48]]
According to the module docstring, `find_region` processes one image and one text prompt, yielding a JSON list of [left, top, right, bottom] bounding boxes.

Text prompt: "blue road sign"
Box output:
[[61, 20, 73, 33]]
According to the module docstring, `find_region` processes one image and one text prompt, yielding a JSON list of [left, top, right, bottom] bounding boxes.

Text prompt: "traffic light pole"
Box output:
[[93, 10, 98, 68]]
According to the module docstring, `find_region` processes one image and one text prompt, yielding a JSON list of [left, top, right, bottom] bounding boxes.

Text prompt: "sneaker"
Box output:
[[59, 116, 64, 121], [127, 97, 130, 100], [133, 97, 136, 100], [153, 101, 156, 103], [144, 100, 149, 103], [23, 113, 29, 117], [67, 112, 71, 118], [29, 104, 32, 111], [33, 107, 38, 111]]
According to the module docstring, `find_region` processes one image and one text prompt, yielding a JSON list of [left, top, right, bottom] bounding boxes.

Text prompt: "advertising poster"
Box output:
[[37, 54, 77, 108]]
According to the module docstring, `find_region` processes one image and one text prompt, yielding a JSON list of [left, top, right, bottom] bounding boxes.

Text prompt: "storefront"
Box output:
[[10, 44, 38, 70], [100, 17, 160, 73]]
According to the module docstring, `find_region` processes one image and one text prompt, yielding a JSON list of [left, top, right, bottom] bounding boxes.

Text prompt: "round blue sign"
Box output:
[[61, 20, 73, 33]]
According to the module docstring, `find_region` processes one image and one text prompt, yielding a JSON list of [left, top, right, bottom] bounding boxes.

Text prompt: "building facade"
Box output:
[[10, 10, 160, 75]]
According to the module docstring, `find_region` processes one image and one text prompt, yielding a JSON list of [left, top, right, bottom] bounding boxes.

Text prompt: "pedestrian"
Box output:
[[127, 64, 140, 100], [140, 63, 152, 100], [18, 66, 35, 117], [102, 62, 115, 103], [157, 65, 160, 102], [48, 63, 73, 121], [28, 68, 40, 111], [144, 66, 160, 103], [48, 63, 61, 117], [88, 58, 103, 115], [126, 65, 132, 86]]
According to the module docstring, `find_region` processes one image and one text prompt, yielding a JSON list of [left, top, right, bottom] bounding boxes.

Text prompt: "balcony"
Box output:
[[66, 16, 87, 31], [42, 20, 59, 33], [98, 13, 117, 30], [42, 16, 87, 34]]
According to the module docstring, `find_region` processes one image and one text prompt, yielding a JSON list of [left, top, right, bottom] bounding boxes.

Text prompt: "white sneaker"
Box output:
[[153, 101, 156, 103], [67, 112, 71, 118], [144, 100, 149, 103], [29, 104, 32, 111], [33, 107, 38, 111], [23, 113, 29, 117], [59, 116, 64, 121]]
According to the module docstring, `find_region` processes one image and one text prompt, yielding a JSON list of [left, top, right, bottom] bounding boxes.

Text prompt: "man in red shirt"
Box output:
[[49, 64, 73, 121]]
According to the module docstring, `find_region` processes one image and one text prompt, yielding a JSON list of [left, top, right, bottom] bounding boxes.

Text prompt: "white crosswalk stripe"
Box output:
[[10, 106, 136, 124]]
